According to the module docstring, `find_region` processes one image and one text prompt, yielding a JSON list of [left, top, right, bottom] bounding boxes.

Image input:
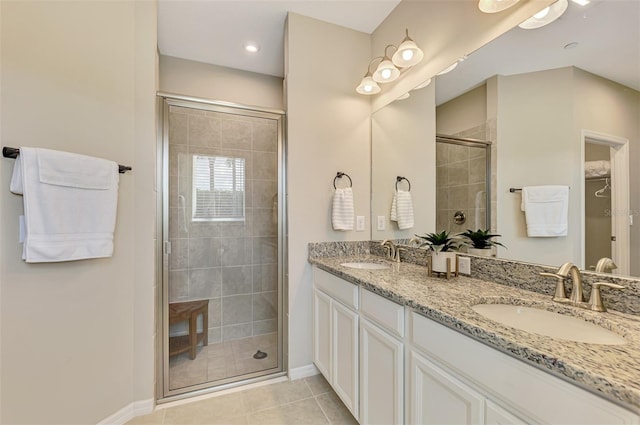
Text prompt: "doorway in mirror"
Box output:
[[582, 131, 630, 276]]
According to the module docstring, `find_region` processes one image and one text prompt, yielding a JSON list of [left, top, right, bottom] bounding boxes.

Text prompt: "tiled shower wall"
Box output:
[[436, 136, 488, 234], [168, 105, 278, 343]]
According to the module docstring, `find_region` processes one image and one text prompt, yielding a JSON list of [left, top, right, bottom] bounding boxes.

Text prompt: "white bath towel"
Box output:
[[585, 160, 611, 178], [332, 187, 354, 231], [520, 185, 569, 237], [390, 190, 414, 230], [9, 147, 119, 262]]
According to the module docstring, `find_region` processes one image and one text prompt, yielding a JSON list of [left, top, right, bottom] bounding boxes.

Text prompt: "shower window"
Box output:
[[192, 155, 245, 222]]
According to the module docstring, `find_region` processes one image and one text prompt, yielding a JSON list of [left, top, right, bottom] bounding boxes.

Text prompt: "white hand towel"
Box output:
[[11, 147, 119, 262], [390, 190, 414, 230], [332, 187, 354, 231], [520, 185, 569, 237]]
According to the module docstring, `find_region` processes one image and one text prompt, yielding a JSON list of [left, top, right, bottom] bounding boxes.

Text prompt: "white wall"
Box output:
[[159, 55, 284, 111], [436, 84, 487, 135], [0, 1, 157, 423], [372, 84, 436, 240], [496, 68, 578, 266], [285, 13, 371, 370]]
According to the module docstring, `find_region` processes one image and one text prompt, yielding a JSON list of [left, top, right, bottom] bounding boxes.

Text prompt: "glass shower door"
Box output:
[[160, 96, 285, 398]]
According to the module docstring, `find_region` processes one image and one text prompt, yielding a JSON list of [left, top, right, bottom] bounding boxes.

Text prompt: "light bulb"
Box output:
[[381, 68, 392, 80], [363, 85, 373, 93], [402, 50, 414, 61]]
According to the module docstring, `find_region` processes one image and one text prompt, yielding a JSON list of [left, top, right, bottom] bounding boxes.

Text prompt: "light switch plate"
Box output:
[[377, 215, 386, 231], [356, 216, 365, 231]]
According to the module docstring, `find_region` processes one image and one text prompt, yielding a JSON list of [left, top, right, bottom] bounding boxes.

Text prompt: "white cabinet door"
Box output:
[[332, 300, 359, 420], [485, 400, 527, 425], [409, 350, 483, 425], [360, 318, 404, 425], [313, 288, 332, 380]]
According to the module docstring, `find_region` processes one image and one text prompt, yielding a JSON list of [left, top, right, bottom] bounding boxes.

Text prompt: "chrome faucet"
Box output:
[[595, 257, 617, 273], [558, 262, 585, 304], [381, 240, 396, 260], [541, 262, 624, 312], [381, 240, 404, 262]]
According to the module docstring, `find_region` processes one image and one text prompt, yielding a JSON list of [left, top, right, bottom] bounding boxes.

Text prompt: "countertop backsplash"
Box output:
[[308, 240, 640, 317]]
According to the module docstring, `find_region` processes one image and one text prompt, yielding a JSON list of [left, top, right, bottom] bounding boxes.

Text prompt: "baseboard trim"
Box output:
[[289, 363, 319, 381], [97, 398, 154, 425]]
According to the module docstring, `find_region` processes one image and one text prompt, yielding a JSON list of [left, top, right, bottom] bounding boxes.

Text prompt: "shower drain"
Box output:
[[253, 350, 268, 360]]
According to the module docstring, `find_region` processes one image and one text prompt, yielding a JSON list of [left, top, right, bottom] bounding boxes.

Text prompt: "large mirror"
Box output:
[[371, 0, 640, 277]]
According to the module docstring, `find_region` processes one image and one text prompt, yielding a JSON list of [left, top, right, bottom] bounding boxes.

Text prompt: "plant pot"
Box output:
[[467, 247, 494, 257], [431, 251, 458, 273]]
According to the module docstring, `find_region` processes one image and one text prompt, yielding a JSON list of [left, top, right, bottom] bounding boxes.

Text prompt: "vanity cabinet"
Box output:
[[312, 266, 639, 425], [410, 311, 639, 425], [313, 268, 359, 419], [359, 289, 404, 425], [408, 349, 483, 425]]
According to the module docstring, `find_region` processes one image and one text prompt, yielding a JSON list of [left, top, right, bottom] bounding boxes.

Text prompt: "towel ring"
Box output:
[[396, 176, 411, 191], [333, 172, 352, 189]]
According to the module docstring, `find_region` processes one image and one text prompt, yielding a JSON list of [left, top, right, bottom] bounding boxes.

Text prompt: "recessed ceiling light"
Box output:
[[244, 43, 260, 53], [571, 0, 590, 5]]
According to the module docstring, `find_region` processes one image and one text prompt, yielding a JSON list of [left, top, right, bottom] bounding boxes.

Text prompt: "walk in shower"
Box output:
[[157, 95, 286, 399], [435, 135, 491, 233]]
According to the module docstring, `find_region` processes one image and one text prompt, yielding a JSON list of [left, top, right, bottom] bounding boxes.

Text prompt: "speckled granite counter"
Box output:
[[309, 253, 640, 413]]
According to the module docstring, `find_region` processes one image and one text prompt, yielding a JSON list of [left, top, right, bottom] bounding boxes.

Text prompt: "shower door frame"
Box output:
[[435, 134, 493, 232], [155, 93, 288, 402]]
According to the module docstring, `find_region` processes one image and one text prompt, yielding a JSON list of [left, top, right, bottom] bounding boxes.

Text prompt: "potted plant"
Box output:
[[416, 230, 460, 273], [460, 228, 505, 257]]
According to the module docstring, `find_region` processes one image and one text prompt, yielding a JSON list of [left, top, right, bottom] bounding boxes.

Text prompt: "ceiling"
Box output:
[[157, 0, 640, 102], [435, 0, 640, 105], [157, 0, 401, 77]]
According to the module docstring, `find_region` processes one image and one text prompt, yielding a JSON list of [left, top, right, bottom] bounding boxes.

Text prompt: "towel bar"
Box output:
[[396, 176, 411, 191], [2, 146, 132, 174], [511, 187, 570, 193], [333, 171, 352, 189]]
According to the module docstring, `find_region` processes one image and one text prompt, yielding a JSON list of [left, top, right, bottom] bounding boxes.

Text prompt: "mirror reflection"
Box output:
[[371, 0, 639, 277]]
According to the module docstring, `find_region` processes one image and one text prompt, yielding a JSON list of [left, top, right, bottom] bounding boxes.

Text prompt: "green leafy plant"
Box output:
[[415, 230, 460, 253], [460, 229, 505, 250]]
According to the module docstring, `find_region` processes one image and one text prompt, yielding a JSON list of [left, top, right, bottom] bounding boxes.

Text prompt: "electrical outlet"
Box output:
[[377, 215, 386, 231], [458, 256, 471, 275], [356, 216, 365, 231]]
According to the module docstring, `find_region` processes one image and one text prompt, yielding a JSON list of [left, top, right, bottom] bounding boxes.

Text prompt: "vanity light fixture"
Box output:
[[356, 61, 382, 95], [373, 48, 401, 83], [478, 0, 520, 13], [355, 29, 424, 95], [392, 29, 424, 67], [519, 0, 568, 29]]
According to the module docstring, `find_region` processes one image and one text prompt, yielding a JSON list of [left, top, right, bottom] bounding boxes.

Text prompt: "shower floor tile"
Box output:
[[169, 332, 278, 390]]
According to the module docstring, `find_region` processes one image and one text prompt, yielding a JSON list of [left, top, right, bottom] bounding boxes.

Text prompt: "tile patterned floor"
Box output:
[[170, 333, 278, 390], [127, 375, 358, 425]]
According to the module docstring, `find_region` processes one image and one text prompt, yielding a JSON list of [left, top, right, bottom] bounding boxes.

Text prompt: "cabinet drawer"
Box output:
[[313, 267, 358, 310], [360, 288, 404, 338]]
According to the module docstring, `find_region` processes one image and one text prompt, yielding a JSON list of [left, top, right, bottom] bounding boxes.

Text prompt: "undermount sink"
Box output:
[[340, 262, 390, 270], [472, 304, 626, 345]]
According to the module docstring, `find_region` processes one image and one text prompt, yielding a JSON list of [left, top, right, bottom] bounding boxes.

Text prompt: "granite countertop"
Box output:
[[309, 254, 640, 413]]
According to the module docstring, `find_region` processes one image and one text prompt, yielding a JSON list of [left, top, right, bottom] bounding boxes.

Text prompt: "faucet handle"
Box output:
[[540, 272, 568, 302], [588, 282, 625, 312]]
